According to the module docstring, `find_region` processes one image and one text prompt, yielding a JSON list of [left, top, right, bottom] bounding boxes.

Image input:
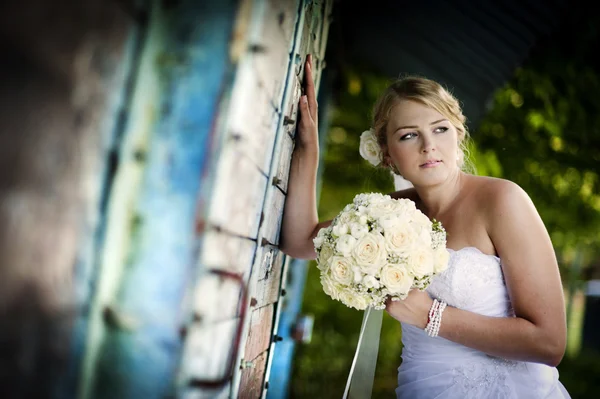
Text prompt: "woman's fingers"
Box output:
[[298, 95, 313, 126], [304, 56, 318, 123], [295, 55, 320, 147]]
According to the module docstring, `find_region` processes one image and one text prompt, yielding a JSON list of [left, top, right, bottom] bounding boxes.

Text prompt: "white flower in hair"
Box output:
[[359, 129, 382, 166]]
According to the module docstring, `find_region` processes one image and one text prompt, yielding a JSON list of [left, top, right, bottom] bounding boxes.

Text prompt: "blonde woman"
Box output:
[[280, 56, 570, 398]]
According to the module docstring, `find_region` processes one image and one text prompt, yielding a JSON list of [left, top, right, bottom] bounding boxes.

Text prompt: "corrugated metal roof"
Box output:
[[328, 0, 569, 128]]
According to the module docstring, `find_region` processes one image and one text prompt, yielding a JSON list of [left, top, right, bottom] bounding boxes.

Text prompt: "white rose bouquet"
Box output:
[[313, 192, 449, 310]]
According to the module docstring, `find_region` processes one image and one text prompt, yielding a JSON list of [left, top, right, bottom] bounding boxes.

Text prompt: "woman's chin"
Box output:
[[406, 170, 451, 187]]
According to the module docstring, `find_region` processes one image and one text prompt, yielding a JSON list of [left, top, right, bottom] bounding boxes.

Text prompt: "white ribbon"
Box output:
[[342, 307, 384, 398]]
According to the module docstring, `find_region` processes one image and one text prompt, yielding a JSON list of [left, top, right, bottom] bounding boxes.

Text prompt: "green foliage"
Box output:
[[475, 64, 600, 264], [558, 350, 600, 399]]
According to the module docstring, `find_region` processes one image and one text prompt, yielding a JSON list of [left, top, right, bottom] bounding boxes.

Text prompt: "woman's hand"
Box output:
[[297, 54, 319, 149], [385, 290, 433, 329]]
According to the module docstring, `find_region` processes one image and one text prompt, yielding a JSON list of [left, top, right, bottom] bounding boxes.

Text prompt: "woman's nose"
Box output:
[[421, 136, 435, 153]]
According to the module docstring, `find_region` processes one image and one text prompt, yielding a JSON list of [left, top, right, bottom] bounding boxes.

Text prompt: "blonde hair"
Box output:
[[371, 76, 473, 173]]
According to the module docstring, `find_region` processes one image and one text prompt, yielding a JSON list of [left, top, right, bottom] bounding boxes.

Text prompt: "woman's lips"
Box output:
[[420, 160, 442, 168]]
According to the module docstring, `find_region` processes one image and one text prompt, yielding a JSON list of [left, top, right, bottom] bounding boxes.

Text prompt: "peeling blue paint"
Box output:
[[89, 1, 239, 398]]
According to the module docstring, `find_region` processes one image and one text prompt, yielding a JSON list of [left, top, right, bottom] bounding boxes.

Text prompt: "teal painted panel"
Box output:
[[91, 1, 238, 398]]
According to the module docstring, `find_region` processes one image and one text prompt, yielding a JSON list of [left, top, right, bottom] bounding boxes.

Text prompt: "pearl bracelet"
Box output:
[[425, 298, 447, 337]]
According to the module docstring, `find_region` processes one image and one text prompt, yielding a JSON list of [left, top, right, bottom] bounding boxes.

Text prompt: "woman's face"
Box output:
[[385, 100, 460, 187]]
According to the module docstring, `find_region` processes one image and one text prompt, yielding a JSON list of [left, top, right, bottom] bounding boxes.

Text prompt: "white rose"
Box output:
[[367, 199, 403, 219], [433, 248, 450, 274], [352, 233, 387, 274], [339, 289, 369, 310], [350, 294, 370, 310], [332, 223, 349, 237], [317, 242, 335, 268], [352, 266, 363, 283], [380, 264, 414, 296], [415, 225, 432, 247], [329, 256, 355, 285], [383, 219, 417, 255], [363, 193, 386, 206], [378, 213, 401, 230], [359, 130, 382, 166], [412, 211, 433, 229], [313, 235, 324, 249], [338, 288, 355, 308], [336, 234, 357, 257], [350, 223, 369, 239], [394, 198, 417, 212], [313, 228, 329, 249], [321, 275, 340, 300], [354, 205, 366, 216], [408, 246, 435, 278], [362, 275, 380, 289]]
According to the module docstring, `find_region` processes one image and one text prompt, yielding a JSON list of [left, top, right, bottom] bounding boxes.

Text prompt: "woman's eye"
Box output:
[[400, 132, 417, 141], [434, 126, 449, 133]]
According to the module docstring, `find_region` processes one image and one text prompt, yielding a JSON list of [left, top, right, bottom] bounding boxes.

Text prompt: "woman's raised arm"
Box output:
[[280, 55, 331, 259]]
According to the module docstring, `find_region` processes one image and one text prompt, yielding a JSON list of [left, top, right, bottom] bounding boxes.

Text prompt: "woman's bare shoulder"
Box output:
[[466, 175, 531, 218], [468, 175, 525, 198], [388, 187, 418, 201]]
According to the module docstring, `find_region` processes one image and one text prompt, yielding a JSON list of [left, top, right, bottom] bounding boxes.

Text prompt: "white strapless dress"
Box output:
[[396, 247, 571, 398]]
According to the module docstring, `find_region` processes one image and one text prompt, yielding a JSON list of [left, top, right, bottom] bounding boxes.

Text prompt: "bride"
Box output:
[[280, 55, 570, 398]]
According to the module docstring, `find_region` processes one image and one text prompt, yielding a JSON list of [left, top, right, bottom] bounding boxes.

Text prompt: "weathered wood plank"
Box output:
[[274, 132, 295, 193], [252, 0, 300, 109], [216, 1, 333, 398], [261, 186, 286, 246], [200, 230, 256, 275], [207, 146, 268, 239], [238, 350, 268, 399], [227, 66, 279, 174], [305, 0, 325, 57], [282, 73, 302, 139], [243, 304, 275, 362], [194, 271, 244, 322], [182, 318, 239, 381], [269, 0, 300, 51], [254, 248, 285, 308], [318, 0, 334, 60]]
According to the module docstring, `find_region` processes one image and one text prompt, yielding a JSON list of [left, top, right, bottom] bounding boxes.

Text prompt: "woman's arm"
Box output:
[[386, 180, 567, 366], [279, 55, 331, 259]]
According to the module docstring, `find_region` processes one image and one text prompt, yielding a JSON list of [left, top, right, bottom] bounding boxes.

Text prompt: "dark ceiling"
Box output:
[[327, 0, 570, 129]]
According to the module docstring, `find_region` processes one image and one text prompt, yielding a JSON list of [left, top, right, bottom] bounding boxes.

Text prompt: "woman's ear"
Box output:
[[382, 155, 391, 167]]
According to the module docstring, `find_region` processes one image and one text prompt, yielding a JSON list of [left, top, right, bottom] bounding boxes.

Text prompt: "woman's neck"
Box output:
[[414, 171, 465, 219]]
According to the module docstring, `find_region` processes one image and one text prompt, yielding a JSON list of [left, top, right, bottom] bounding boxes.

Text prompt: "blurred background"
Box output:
[[288, 1, 600, 398], [1, 0, 599, 398]]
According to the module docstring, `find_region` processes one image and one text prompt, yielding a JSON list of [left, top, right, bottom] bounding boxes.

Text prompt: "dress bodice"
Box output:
[[428, 247, 511, 317], [396, 247, 570, 398]]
